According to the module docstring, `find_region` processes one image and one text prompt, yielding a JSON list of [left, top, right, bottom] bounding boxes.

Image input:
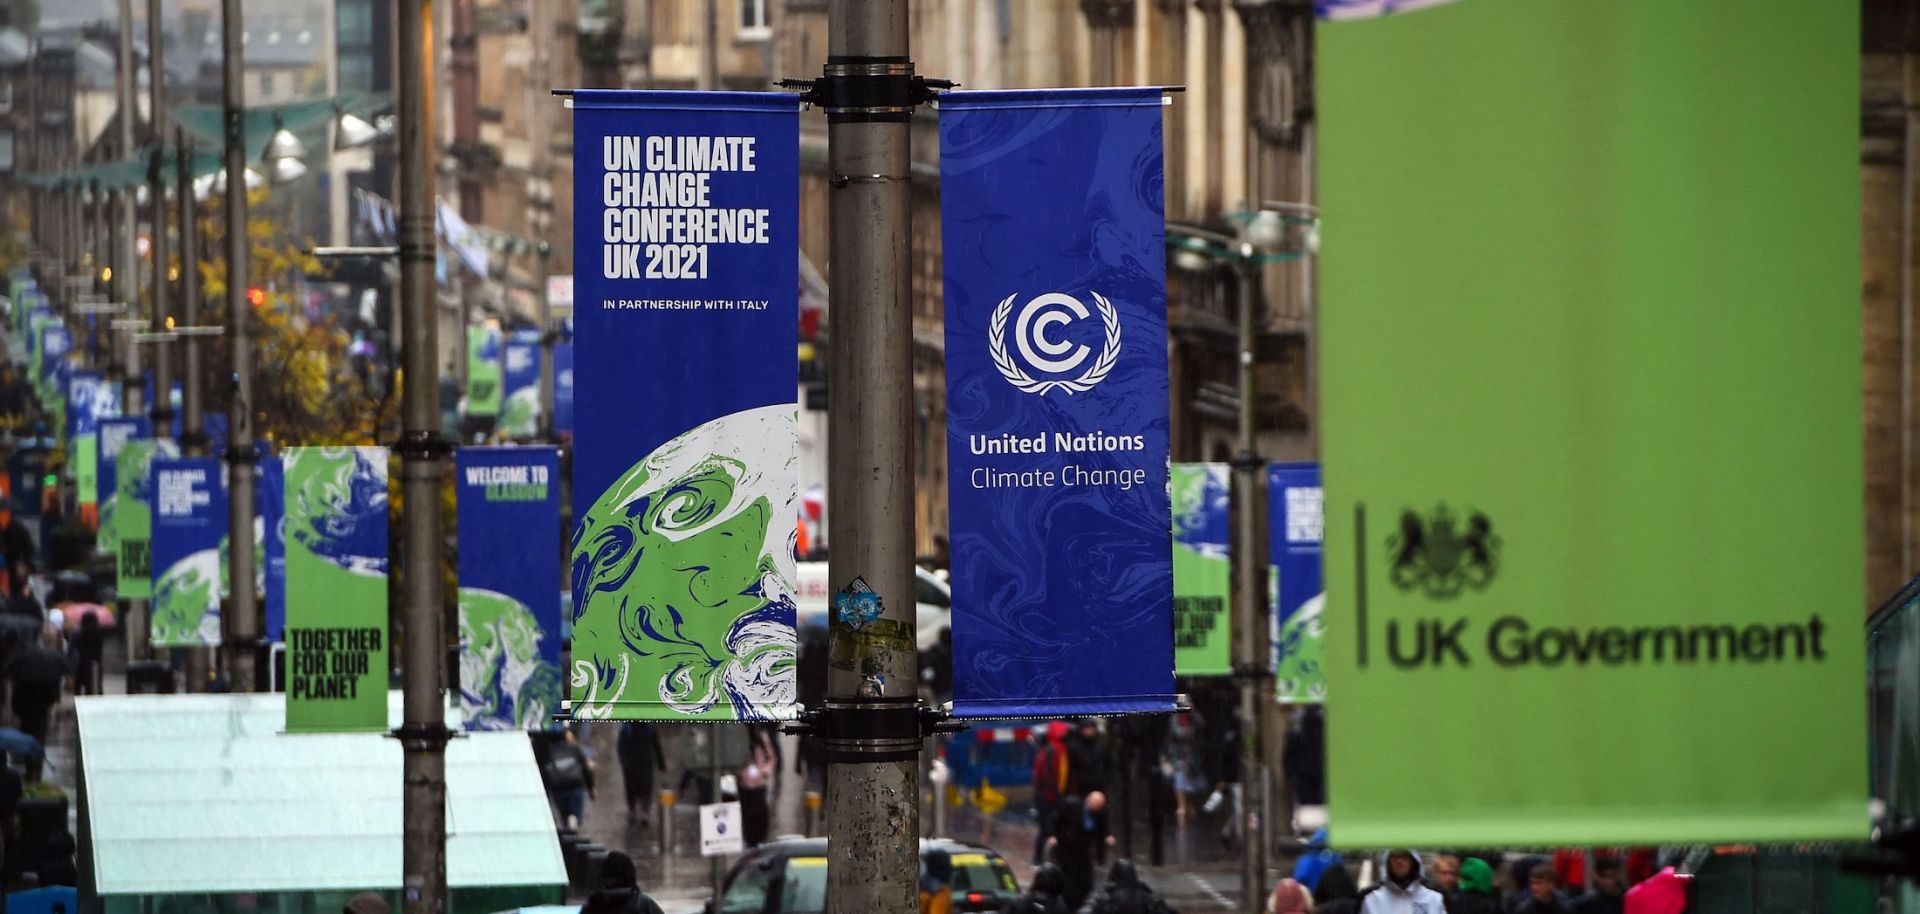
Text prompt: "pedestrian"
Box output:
[[1069, 719, 1112, 795], [545, 729, 595, 830], [1078, 859, 1175, 914], [1047, 790, 1112, 910], [1426, 854, 1459, 898], [581, 851, 667, 914], [1504, 855, 1550, 913], [9, 624, 66, 782], [1514, 864, 1572, 914], [738, 724, 777, 846], [1621, 867, 1688, 914], [920, 847, 954, 914], [69, 614, 103, 696], [343, 892, 390, 914], [1268, 877, 1313, 914], [1290, 828, 1341, 892], [1001, 862, 1071, 914], [1312, 865, 1360, 914], [1448, 858, 1502, 914], [617, 722, 666, 826], [1570, 859, 1626, 914], [1032, 720, 1073, 865], [1358, 850, 1444, 914]]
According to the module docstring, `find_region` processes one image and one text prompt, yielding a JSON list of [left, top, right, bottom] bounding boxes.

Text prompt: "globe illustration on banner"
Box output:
[[498, 385, 541, 439], [459, 587, 562, 730], [570, 404, 798, 720], [287, 446, 391, 577], [153, 549, 223, 646]]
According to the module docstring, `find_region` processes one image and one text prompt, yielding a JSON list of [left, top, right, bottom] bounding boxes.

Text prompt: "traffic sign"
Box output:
[[699, 802, 743, 857]]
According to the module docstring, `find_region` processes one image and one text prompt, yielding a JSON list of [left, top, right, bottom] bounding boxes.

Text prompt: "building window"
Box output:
[[738, 0, 769, 39], [257, 72, 273, 97], [338, 1, 373, 46]]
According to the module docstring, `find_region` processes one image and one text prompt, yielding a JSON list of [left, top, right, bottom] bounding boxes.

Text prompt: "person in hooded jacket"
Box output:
[[1003, 862, 1072, 914], [581, 852, 667, 914], [1078, 859, 1174, 914], [1448, 858, 1503, 914], [1312, 865, 1361, 914], [1358, 850, 1445, 914], [1267, 877, 1312, 914], [1291, 827, 1341, 892]]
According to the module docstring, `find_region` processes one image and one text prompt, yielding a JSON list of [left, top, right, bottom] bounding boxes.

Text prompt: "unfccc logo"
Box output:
[[988, 291, 1121, 395]]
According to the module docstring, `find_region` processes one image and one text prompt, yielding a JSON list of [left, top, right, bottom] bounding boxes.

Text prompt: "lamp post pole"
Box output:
[[1231, 243, 1271, 914], [396, 2, 453, 912], [822, 2, 923, 912], [220, 0, 260, 693]]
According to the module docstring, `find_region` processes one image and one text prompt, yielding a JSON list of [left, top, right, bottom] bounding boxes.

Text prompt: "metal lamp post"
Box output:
[[1167, 206, 1315, 913]]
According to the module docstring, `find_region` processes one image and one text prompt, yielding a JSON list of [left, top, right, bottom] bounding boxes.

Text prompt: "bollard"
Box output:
[[658, 788, 676, 876], [803, 790, 822, 837]]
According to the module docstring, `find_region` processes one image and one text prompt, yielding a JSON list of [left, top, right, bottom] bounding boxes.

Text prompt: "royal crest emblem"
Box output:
[[1387, 504, 1498, 599]]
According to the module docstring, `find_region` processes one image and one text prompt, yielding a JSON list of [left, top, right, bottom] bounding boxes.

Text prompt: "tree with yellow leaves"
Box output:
[[193, 187, 400, 447]]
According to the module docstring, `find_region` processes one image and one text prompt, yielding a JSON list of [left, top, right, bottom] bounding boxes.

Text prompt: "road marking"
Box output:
[[1188, 872, 1234, 911]]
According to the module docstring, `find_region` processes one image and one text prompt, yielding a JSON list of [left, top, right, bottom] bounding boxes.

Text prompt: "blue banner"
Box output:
[[39, 325, 70, 384], [150, 457, 227, 647], [1269, 462, 1325, 703], [457, 446, 563, 730], [260, 455, 287, 642], [569, 90, 800, 721], [940, 88, 1175, 717], [498, 339, 542, 439], [97, 417, 152, 555], [64, 371, 119, 441], [553, 341, 575, 437]]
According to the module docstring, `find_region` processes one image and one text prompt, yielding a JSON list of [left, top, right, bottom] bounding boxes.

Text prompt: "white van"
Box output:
[[792, 561, 952, 651]]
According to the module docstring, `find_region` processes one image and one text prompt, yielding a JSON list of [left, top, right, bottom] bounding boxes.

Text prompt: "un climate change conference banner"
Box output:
[[150, 457, 226, 648], [940, 88, 1176, 717], [115, 438, 179, 599], [1320, 0, 1865, 845], [97, 418, 150, 560], [457, 446, 563, 730], [284, 446, 389, 732], [66, 371, 119, 516], [498, 337, 542, 439], [570, 90, 800, 721], [1269, 463, 1324, 702], [1172, 464, 1230, 676]]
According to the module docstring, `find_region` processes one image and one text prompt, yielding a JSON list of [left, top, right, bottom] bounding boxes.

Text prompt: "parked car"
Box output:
[[708, 836, 1019, 914], [792, 561, 952, 651]]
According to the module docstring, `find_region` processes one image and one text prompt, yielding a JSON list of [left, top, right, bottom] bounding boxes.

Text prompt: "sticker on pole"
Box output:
[[700, 801, 744, 857]]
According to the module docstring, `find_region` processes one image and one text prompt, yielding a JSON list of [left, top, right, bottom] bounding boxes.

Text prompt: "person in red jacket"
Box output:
[[1031, 720, 1072, 865]]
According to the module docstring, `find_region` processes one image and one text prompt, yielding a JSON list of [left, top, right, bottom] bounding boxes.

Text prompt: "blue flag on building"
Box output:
[[150, 457, 227, 648], [569, 90, 800, 721], [1269, 462, 1325, 703], [457, 446, 563, 730], [939, 88, 1176, 717]]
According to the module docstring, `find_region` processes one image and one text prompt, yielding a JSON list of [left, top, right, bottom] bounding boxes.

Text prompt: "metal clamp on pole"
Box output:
[[776, 66, 953, 124], [388, 721, 459, 749], [818, 699, 921, 763], [392, 428, 457, 462]]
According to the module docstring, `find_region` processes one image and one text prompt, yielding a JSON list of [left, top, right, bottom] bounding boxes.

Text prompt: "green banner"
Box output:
[[1319, 0, 1865, 846], [467, 326, 502, 419], [74, 435, 97, 509], [1172, 464, 1231, 676], [114, 439, 178, 599], [283, 446, 390, 733]]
